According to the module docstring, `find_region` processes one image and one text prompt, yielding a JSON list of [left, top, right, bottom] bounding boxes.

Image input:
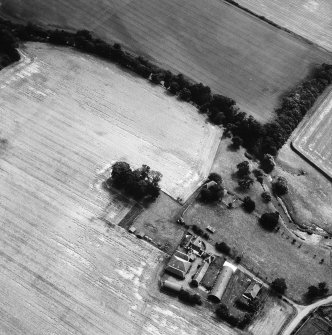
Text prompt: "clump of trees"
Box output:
[[259, 212, 279, 231], [271, 278, 287, 295], [106, 161, 162, 203], [216, 304, 253, 329], [178, 289, 202, 305], [273, 176, 289, 196], [236, 161, 254, 191], [242, 196, 255, 213], [260, 154, 275, 173], [200, 173, 224, 203], [305, 282, 329, 302]]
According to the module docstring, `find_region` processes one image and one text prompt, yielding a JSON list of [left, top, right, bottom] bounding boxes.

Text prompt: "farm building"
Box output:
[[208, 261, 237, 302], [192, 261, 210, 287], [243, 282, 262, 300], [165, 252, 192, 279], [190, 237, 206, 256], [161, 280, 183, 293]]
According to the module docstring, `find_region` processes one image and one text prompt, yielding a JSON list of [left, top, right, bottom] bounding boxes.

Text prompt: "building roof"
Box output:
[[205, 180, 217, 189], [174, 250, 190, 262], [165, 254, 191, 279], [243, 282, 261, 299]]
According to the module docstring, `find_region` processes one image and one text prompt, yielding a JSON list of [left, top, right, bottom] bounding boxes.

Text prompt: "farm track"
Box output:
[[1, 0, 332, 122]]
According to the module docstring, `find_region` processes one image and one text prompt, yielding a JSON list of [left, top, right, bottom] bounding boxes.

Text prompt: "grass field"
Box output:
[[236, 0, 332, 52], [0, 44, 239, 335], [292, 87, 332, 180], [184, 201, 332, 303], [1, 0, 332, 122], [1, 42, 219, 202], [249, 295, 295, 335]]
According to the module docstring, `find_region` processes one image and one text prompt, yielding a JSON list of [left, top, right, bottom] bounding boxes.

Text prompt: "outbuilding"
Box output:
[[192, 261, 210, 287], [161, 279, 183, 292], [208, 261, 237, 302]]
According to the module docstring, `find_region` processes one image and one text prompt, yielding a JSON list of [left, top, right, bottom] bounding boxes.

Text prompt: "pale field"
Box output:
[[292, 87, 332, 179], [236, 0, 332, 52], [0, 43, 220, 201], [1, 0, 332, 122], [249, 296, 294, 335], [0, 45, 238, 334]]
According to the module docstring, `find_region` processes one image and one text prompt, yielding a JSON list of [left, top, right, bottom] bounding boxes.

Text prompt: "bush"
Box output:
[[236, 161, 250, 178], [273, 176, 289, 196], [261, 191, 272, 203], [259, 212, 279, 231], [260, 154, 275, 173], [215, 242, 231, 255], [238, 175, 254, 190], [243, 196, 255, 213], [178, 289, 202, 305], [271, 278, 287, 295]]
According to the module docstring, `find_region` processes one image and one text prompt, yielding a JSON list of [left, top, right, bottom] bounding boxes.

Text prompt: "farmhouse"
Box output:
[[190, 237, 206, 256], [243, 282, 262, 300], [165, 252, 192, 279], [208, 261, 237, 302]]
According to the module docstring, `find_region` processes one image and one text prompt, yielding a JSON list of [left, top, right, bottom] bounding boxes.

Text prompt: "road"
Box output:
[[282, 296, 332, 335]]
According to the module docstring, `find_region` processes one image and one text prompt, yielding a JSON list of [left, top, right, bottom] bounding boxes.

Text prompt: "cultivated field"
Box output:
[[0, 44, 237, 335], [1, 0, 332, 122], [292, 87, 332, 179], [236, 0, 332, 52], [2, 43, 219, 201]]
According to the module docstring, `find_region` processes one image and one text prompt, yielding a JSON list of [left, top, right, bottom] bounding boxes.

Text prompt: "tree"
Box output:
[[260, 154, 276, 173], [231, 136, 243, 150], [253, 169, 264, 183], [238, 175, 254, 190], [215, 242, 231, 255], [169, 81, 180, 94], [216, 304, 230, 320], [243, 196, 255, 213], [271, 278, 287, 295], [178, 88, 191, 101], [261, 191, 272, 203], [208, 172, 223, 185], [236, 161, 250, 178], [259, 212, 279, 231], [200, 183, 224, 202], [273, 176, 289, 196], [110, 161, 132, 188]]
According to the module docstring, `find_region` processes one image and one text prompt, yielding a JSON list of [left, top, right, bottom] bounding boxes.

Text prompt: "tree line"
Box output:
[[0, 26, 20, 70], [1, 18, 331, 162]]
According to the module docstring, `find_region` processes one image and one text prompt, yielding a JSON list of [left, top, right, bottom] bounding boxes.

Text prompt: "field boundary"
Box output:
[[222, 0, 332, 55]]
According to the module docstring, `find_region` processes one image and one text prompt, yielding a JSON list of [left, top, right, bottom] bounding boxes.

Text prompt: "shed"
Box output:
[[192, 261, 210, 286], [161, 279, 183, 292], [205, 180, 217, 189], [129, 226, 136, 234], [135, 231, 145, 239], [174, 250, 190, 262], [208, 261, 237, 302]]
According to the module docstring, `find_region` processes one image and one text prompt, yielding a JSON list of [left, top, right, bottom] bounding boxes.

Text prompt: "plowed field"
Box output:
[[0, 43, 237, 335], [1, 0, 331, 122]]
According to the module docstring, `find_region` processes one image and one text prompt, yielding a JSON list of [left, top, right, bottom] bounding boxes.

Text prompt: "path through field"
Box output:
[[1, 0, 331, 122]]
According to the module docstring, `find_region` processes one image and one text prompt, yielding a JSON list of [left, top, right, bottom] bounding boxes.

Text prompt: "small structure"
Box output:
[[165, 252, 192, 279], [129, 226, 136, 234], [243, 282, 261, 300], [192, 261, 210, 286], [135, 231, 145, 239], [208, 261, 237, 302], [205, 180, 217, 189], [206, 225, 216, 234], [161, 279, 183, 293]]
